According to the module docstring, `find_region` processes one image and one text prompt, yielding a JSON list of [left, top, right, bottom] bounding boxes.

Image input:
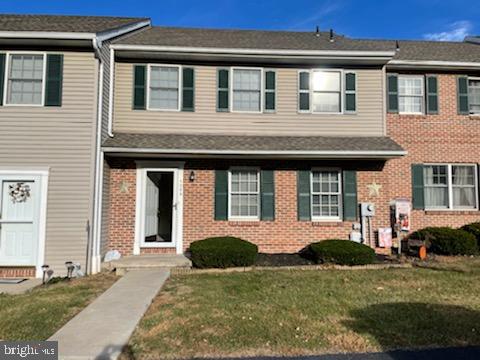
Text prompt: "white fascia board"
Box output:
[[102, 147, 407, 159], [110, 44, 396, 58], [96, 20, 151, 45], [0, 31, 95, 39], [388, 59, 480, 70]]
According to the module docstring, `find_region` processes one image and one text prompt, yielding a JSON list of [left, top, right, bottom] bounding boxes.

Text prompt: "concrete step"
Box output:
[[104, 254, 192, 275]]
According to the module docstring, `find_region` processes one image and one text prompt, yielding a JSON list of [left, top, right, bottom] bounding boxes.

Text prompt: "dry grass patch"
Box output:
[[0, 271, 117, 340]]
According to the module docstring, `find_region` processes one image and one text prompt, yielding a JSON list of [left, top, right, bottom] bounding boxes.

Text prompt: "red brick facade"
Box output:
[[0, 267, 36, 278], [105, 73, 480, 256]]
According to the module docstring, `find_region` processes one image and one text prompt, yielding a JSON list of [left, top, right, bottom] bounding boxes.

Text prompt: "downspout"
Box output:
[[88, 37, 105, 274], [107, 47, 115, 137]]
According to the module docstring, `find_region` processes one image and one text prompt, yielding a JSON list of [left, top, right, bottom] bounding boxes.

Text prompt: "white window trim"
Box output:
[[230, 67, 264, 114], [344, 71, 357, 114], [146, 63, 183, 112], [297, 69, 345, 115], [3, 51, 47, 107], [424, 163, 479, 211], [264, 69, 276, 113], [227, 167, 261, 221], [468, 76, 480, 115], [398, 74, 424, 115], [310, 168, 343, 222]]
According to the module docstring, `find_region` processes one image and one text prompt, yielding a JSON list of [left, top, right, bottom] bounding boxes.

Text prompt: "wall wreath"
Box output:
[[8, 182, 31, 203]]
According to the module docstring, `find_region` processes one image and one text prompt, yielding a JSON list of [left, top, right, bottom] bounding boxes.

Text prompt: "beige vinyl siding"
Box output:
[[114, 63, 384, 136], [0, 51, 97, 275]]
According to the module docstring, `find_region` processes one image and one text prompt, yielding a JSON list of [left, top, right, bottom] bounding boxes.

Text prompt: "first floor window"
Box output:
[[468, 78, 480, 114], [232, 68, 261, 112], [398, 75, 424, 114], [311, 170, 341, 219], [424, 164, 477, 209], [149, 65, 179, 110], [6, 54, 44, 105], [312, 70, 341, 113], [229, 170, 260, 219]]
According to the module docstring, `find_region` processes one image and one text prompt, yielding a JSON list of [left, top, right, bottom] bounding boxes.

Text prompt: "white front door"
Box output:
[[0, 176, 41, 266]]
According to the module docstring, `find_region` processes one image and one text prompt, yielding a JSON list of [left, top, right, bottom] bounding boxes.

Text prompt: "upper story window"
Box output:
[[232, 68, 262, 112], [424, 164, 478, 210], [398, 75, 424, 114], [298, 69, 356, 114], [6, 54, 45, 106], [148, 65, 180, 111], [468, 78, 480, 115]]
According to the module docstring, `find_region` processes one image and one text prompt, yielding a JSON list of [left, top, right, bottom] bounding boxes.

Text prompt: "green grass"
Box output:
[[0, 272, 117, 340], [126, 257, 480, 359]]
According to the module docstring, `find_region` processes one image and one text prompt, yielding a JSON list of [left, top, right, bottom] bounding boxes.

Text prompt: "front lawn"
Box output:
[[0, 272, 117, 340], [126, 257, 480, 359]]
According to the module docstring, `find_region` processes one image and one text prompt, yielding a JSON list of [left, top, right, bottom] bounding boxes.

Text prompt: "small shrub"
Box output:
[[309, 240, 376, 266], [409, 227, 478, 256], [461, 222, 480, 249], [189, 236, 258, 268]]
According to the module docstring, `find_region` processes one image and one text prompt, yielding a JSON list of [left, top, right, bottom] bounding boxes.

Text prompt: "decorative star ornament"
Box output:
[[119, 180, 130, 193], [367, 182, 382, 197]]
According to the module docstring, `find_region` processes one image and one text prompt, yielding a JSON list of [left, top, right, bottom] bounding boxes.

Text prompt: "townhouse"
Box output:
[[1, 14, 480, 277], [0, 15, 150, 277]]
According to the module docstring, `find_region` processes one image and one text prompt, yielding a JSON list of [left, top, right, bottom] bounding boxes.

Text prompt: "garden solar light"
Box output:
[[41, 264, 49, 284], [65, 261, 74, 279]]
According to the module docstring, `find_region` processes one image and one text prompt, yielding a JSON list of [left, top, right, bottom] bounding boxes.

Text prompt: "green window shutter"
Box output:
[[411, 164, 425, 210], [457, 76, 469, 115], [299, 71, 310, 111], [217, 68, 229, 112], [297, 170, 311, 221], [426, 75, 438, 114], [45, 54, 63, 107], [133, 65, 146, 110], [342, 170, 358, 221], [345, 72, 356, 112], [0, 53, 5, 106], [264, 70, 276, 112], [214, 170, 228, 220], [387, 74, 398, 113], [182, 67, 194, 111], [260, 170, 275, 220]]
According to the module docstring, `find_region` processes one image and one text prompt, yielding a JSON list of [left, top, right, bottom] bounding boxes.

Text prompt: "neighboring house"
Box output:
[[103, 27, 480, 257], [0, 14, 150, 277], [2, 15, 480, 277]]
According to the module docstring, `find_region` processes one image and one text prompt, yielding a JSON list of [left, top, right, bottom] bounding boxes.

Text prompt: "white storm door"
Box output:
[[145, 176, 159, 238], [0, 177, 40, 266]]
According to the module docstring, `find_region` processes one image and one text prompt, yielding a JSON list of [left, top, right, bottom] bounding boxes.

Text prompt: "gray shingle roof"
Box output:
[[0, 14, 149, 34], [114, 26, 394, 52], [103, 133, 404, 156], [113, 26, 480, 63]]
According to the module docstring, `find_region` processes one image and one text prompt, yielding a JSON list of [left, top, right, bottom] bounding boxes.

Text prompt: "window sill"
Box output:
[[311, 221, 344, 227], [228, 221, 261, 227], [424, 210, 478, 215]]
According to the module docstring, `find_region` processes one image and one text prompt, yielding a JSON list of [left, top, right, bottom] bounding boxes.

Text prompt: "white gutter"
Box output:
[[110, 44, 396, 58], [0, 31, 95, 39], [388, 59, 480, 70], [102, 147, 407, 159], [107, 47, 115, 137], [96, 20, 150, 46]]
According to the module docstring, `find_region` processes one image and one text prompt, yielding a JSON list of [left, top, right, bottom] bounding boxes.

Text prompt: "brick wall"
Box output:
[[385, 73, 480, 229], [105, 73, 480, 256]]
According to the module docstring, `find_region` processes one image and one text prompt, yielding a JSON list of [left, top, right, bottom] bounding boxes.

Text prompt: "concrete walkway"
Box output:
[[0, 278, 41, 294], [50, 269, 169, 360]]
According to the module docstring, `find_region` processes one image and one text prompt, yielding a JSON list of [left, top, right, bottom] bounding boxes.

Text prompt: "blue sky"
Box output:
[[1, 0, 478, 41]]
